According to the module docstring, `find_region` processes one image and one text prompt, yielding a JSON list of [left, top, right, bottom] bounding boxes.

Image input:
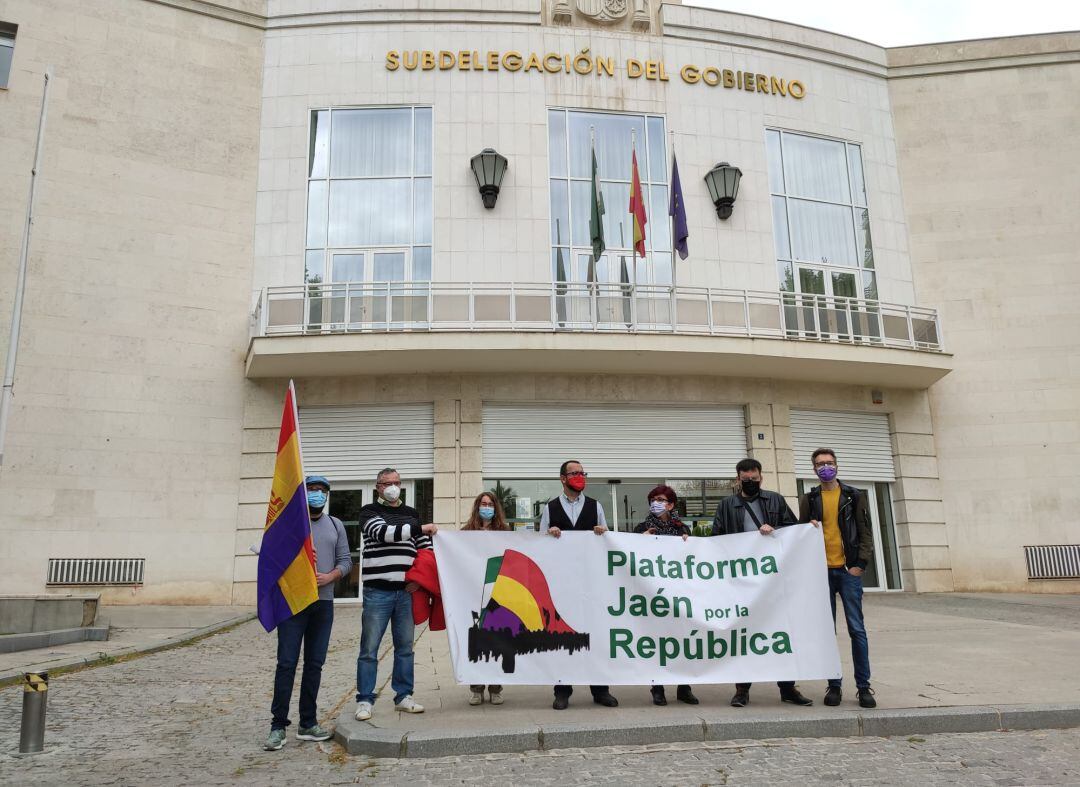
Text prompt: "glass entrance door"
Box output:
[[328, 480, 416, 604]]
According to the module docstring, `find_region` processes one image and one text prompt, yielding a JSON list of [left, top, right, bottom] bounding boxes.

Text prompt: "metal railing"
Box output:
[[252, 281, 943, 352]]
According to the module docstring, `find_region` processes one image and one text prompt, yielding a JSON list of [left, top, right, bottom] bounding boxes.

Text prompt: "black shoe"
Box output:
[[730, 690, 750, 708], [650, 687, 667, 706], [593, 692, 619, 707], [824, 686, 842, 706], [676, 687, 700, 705], [780, 688, 813, 706], [857, 687, 877, 708], [552, 696, 569, 710]]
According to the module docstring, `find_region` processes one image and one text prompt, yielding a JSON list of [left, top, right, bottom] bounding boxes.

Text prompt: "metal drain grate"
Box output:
[[47, 558, 145, 586], [1024, 545, 1080, 580]]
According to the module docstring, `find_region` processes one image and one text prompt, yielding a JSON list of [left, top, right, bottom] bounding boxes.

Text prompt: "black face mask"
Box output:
[[740, 479, 761, 497]]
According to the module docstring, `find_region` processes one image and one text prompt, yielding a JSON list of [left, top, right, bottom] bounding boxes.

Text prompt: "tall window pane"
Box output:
[[307, 106, 433, 285], [550, 109, 671, 285], [766, 129, 874, 301], [331, 108, 412, 178], [0, 25, 14, 90]]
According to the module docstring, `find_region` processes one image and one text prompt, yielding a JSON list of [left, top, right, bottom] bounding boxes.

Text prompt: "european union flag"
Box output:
[[669, 154, 689, 260]]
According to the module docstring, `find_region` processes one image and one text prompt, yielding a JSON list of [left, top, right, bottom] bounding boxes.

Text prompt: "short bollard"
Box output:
[[19, 671, 48, 754]]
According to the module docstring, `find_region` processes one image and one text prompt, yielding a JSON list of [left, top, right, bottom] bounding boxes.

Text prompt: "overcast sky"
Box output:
[[686, 0, 1080, 47]]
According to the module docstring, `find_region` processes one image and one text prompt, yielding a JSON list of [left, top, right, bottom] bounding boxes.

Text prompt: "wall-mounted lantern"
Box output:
[[703, 161, 742, 220], [470, 148, 508, 209]]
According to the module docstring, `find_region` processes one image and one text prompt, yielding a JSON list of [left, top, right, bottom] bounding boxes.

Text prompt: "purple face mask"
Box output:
[[815, 465, 838, 482]]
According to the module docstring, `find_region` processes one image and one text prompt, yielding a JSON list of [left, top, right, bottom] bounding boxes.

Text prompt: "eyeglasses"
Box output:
[[813, 461, 837, 468], [651, 497, 669, 503], [563, 471, 587, 478], [376, 480, 400, 487]]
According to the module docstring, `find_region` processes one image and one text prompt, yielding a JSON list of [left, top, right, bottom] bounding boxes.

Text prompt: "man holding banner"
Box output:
[[541, 460, 619, 710], [711, 458, 813, 709]]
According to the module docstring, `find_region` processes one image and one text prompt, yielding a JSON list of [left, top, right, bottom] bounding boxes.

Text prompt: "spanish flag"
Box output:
[[257, 381, 318, 632], [629, 148, 648, 258]]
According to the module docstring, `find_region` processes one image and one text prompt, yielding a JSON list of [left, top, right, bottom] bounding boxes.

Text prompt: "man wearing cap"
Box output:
[[264, 475, 352, 751]]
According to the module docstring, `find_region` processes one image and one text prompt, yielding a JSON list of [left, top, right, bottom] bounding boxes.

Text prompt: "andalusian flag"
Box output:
[[257, 381, 318, 632], [629, 148, 648, 258], [589, 147, 605, 263]]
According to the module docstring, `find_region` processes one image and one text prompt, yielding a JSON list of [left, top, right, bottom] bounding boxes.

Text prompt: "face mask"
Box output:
[[478, 506, 495, 521], [565, 475, 587, 492], [740, 479, 761, 497], [381, 484, 401, 503], [649, 500, 668, 515], [306, 490, 327, 509], [816, 465, 838, 482]]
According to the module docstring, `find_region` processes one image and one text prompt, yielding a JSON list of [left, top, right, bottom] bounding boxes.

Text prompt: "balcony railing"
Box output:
[[252, 281, 943, 352]]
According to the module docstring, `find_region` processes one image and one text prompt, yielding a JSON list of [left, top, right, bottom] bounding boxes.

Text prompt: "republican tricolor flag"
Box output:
[[257, 381, 319, 632], [628, 148, 648, 258]]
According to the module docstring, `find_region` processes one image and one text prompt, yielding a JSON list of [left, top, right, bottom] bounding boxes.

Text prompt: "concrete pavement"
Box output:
[[335, 592, 1080, 756]]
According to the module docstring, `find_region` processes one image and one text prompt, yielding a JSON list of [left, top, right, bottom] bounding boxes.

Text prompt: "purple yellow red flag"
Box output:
[[257, 381, 318, 632], [629, 149, 648, 258]]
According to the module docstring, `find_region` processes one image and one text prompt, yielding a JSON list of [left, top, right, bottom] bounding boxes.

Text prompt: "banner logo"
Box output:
[[468, 549, 590, 673]]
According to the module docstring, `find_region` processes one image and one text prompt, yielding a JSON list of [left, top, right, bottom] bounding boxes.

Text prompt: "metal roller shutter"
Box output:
[[482, 403, 747, 477], [298, 403, 434, 482], [791, 409, 895, 481]]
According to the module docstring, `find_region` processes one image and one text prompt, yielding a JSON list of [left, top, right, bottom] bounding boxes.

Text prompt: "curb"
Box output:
[[0, 611, 257, 687], [333, 702, 1080, 758]]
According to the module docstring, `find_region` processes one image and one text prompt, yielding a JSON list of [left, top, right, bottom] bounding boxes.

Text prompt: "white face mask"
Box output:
[[381, 484, 401, 503], [649, 500, 668, 515]]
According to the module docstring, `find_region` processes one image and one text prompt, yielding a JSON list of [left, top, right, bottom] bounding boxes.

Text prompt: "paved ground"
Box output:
[[0, 605, 256, 683], [0, 593, 1077, 785]]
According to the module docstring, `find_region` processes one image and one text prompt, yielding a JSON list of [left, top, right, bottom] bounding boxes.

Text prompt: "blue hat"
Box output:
[[305, 475, 331, 490]]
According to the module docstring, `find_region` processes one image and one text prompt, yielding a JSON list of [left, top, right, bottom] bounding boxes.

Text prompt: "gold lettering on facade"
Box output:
[[383, 50, 807, 98]]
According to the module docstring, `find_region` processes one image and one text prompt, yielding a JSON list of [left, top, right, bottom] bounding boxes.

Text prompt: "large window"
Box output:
[[548, 110, 672, 289], [767, 129, 876, 302], [0, 23, 16, 89], [305, 107, 432, 286]]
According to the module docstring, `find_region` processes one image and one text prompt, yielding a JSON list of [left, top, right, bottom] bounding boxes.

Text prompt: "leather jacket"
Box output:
[[711, 489, 797, 536], [799, 482, 874, 570]]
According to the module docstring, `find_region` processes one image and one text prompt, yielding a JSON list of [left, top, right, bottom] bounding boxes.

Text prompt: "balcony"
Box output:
[[246, 282, 951, 388]]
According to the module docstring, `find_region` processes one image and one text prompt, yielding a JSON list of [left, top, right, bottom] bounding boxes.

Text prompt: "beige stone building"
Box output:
[[0, 0, 1076, 605]]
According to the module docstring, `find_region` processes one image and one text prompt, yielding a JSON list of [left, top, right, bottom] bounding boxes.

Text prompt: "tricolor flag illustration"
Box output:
[[257, 381, 319, 632], [469, 549, 590, 673]]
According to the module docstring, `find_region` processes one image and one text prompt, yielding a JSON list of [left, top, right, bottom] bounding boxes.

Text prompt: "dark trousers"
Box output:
[[271, 599, 334, 731], [735, 681, 796, 694], [554, 685, 610, 699], [827, 567, 871, 689]]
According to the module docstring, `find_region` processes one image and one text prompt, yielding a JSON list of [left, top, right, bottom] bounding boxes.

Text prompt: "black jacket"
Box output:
[[711, 490, 797, 536], [798, 482, 874, 570]]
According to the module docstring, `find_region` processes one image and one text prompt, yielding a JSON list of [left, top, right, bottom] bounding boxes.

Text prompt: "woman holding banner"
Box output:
[[633, 485, 699, 707], [461, 492, 509, 707]]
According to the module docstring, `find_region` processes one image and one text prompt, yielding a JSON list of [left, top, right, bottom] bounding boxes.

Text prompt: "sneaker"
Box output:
[[263, 728, 286, 751], [469, 690, 483, 706], [394, 695, 425, 714], [676, 687, 700, 705], [354, 701, 373, 721], [296, 723, 332, 742], [824, 686, 842, 706], [780, 688, 814, 706], [592, 692, 619, 707], [730, 690, 750, 708], [489, 691, 504, 705], [858, 687, 877, 708]]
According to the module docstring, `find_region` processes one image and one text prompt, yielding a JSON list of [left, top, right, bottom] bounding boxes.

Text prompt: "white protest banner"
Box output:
[[434, 525, 841, 686]]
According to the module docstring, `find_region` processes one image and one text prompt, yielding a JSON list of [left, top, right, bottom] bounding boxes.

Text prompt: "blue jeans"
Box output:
[[271, 599, 334, 730], [827, 568, 871, 689], [356, 587, 415, 705]]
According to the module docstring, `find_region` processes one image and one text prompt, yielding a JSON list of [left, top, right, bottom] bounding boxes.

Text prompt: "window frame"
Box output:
[[303, 105, 434, 285], [0, 22, 16, 89], [548, 107, 674, 288], [767, 128, 876, 301]]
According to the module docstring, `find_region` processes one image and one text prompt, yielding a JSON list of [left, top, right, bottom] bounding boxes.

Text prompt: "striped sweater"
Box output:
[[359, 502, 432, 590]]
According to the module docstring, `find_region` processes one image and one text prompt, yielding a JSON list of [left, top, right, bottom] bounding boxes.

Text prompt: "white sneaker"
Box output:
[[354, 701, 372, 721], [394, 695, 425, 714], [469, 690, 483, 706], [489, 691, 504, 705]]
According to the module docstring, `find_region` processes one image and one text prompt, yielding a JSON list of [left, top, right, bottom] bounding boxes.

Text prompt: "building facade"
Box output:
[[0, 0, 1076, 604]]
